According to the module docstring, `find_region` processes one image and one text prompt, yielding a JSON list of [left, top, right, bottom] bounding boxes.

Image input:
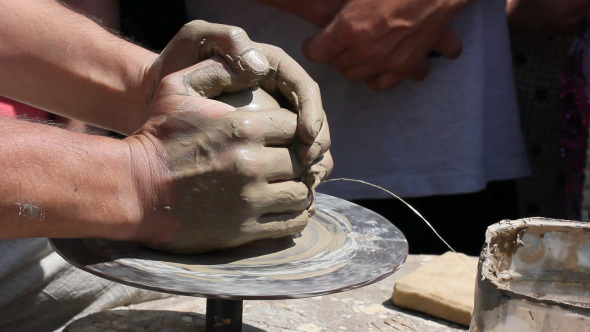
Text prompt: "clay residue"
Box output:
[[15, 201, 44, 222], [146, 84, 311, 254], [473, 218, 590, 331], [126, 210, 355, 281], [515, 228, 545, 264]]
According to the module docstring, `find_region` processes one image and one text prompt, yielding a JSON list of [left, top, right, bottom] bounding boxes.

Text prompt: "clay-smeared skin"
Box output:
[[133, 58, 331, 254], [128, 21, 333, 254], [216, 87, 332, 215], [147, 20, 333, 215], [146, 21, 331, 167]]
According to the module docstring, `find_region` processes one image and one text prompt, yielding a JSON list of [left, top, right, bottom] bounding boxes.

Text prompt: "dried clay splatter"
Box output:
[[15, 201, 45, 222], [323, 178, 476, 274]]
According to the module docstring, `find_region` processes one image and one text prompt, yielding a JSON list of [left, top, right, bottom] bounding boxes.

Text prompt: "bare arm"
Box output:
[[0, 117, 141, 239], [0, 3, 333, 251], [64, 0, 120, 30], [0, 58, 331, 253], [0, 0, 330, 166], [0, 0, 156, 134]]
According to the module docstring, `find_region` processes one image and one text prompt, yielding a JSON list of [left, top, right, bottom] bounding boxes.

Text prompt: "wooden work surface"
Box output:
[[65, 255, 469, 332]]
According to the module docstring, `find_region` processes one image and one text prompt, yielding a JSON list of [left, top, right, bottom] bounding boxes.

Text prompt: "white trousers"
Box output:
[[0, 239, 168, 332]]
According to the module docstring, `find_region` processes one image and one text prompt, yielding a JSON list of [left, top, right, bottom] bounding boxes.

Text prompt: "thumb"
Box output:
[[161, 56, 255, 100], [157, 20, 270, 83], [302, 20, 346, 63], [433, 27, 463, 60]]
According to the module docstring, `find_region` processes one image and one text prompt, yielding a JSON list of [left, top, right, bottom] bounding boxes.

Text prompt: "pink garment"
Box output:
[[0, 96, 51, 120]]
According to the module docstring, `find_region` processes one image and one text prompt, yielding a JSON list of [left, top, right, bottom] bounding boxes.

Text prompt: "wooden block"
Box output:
[[392, 252, 478, 326]]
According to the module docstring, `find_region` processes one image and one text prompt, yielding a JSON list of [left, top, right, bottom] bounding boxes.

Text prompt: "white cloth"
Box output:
[[0, 239, 167, 332], [186, 0, 530, 199]]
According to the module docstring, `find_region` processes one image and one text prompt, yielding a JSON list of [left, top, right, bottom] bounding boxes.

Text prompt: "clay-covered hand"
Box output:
[[144, 20, 330, 166], [507, 0, 590, 35], [301, 0, 472, 90], [127, 58, 312, 254]]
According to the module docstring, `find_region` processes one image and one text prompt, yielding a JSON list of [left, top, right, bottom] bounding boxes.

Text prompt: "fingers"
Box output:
[[260, 147, 304, 182], [159, 57, 254, 100], [158, 20, 270, 83], [308, 190, 317, 217], [365, 72, 405, 90], [248, 181, 311, 215], [328, 43, 396, 80], [341, 64, 376, 82], [255, 210, 309, 239], [433, 26, 463, 59], [257, 44, 326, 144], [229, 108, 298, 145], [186, 20, 269, 78], [303, 151, 334, 190], [302, 20, 346, 63], [362, 48, 430, 90], [298, 114, 331, 163]]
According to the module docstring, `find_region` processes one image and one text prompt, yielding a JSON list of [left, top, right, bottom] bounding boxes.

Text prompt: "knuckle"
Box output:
[[230, 116, 257, 139], [340, 21, 367, 42], [264, 44, 291, 62], [308, 80, 320, 92], [278, 185, 309, 207], [179, 20, 206, 37], [183, 20, 201, 29], [230, 149, 258, 178], [228, 27, 248, 41], [158, 74, 181, 92]]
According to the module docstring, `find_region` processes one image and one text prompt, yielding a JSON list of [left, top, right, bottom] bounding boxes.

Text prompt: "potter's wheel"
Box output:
[[50, 193, 407, 300]]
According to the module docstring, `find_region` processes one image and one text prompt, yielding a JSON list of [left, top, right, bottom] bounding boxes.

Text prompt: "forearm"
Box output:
[[0, 0, 157, 134], [0, 117, 141, 239]]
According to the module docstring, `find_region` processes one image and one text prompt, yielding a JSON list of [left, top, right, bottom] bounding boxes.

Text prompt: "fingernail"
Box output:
[[240, 50, 269, 75]]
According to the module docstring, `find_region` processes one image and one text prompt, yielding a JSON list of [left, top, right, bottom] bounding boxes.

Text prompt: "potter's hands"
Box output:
[[507, 0, 590, 35], [128, 58, 315, 254], [301, 0, 471, 90], [144, 20, 330, 166]]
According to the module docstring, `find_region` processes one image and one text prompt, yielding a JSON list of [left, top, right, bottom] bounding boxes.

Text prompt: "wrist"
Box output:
[[78, 136, 150, 241], [138, 53, 161, 110], [122, 51, 159, 134], [122, 132, 178, 244]]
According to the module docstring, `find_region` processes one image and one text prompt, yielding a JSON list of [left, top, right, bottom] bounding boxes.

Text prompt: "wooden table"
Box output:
[[64, 255, 469, 332]]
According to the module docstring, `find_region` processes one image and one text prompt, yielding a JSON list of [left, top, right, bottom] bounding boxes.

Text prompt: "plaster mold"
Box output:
[[471, 218, 590, 331]]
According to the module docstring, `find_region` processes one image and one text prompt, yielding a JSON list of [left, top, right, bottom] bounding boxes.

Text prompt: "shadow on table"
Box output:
[[63, 309, 266, 332], [381, 299, 468, 331]]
